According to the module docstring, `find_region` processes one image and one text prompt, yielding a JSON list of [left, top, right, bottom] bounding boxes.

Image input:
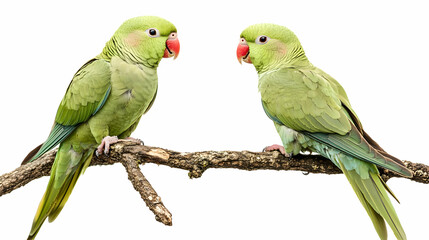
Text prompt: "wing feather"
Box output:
[[23, 59, 111, 164], [260, 67, 412, 177]]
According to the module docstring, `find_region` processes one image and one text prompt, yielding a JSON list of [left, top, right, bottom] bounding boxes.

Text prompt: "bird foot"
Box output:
[[96, 136, 119, 157], [125, 137, 144, 145], [263, 144, 290, 157]]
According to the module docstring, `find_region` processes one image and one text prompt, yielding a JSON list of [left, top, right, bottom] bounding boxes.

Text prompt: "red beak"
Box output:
[[164, 32, 180, 59], [237, 38, 251, 64]]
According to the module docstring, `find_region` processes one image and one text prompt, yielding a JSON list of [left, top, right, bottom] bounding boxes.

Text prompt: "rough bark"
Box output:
[[121, 153, 172, 225], [0, 140, 428, 225]]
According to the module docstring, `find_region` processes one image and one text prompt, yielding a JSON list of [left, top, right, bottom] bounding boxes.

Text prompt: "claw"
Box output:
[[96, 136, 119, 156]]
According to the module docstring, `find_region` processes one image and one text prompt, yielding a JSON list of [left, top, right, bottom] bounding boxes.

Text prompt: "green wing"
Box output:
[[26, 59, 111, 163], [261, 67, 412, 177], [260, 67, 352, 134], [55, 59, 111, 125], [306, 126, 412, 177], [313, 67, 364, 131]]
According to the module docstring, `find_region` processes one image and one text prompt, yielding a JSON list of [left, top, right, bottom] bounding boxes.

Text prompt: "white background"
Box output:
[[0, 0, 428, 239]]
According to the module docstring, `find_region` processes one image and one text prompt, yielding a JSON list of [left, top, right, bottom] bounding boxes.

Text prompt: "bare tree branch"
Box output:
[[121, 153, 172, 226], [0, 139, 428, 225]]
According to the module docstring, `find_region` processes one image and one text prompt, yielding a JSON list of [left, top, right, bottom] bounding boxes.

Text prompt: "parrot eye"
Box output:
[[145, 28, 160, 38], [255, 35, 270, 45], [169, 32, 177, 39]]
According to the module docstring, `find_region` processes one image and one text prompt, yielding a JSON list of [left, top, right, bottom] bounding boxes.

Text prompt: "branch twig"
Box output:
[[121, 153, 172, 225], [0, 139, 428, 225]]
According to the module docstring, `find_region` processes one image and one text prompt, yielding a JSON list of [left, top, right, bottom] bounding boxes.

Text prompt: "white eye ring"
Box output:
[[145, 28, 160, 38], [255, 35, 270, 45], [169, 32, 177, 39]]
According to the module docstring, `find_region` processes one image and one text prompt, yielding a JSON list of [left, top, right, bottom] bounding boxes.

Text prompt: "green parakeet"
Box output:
[[22, 16, 180, 240], [236, 23, 412, 240]]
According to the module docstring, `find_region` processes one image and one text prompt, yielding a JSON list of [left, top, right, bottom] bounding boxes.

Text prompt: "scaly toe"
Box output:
[[98, 136, 119, 156], [263, 144, 289, 157]]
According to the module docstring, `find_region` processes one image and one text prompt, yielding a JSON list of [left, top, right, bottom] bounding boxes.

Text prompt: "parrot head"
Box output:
[[102, 16, 180, 67], [237, 23, 308, 72]]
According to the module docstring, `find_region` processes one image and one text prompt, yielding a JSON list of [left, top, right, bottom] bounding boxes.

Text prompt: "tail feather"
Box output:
[[338, 160, 406, 240], [27, 145, 93, 240], [341, 164, 387, 239], [26, 226, 41, 240], [48, 153, 90, 222], [23, 124, 78, 165], [362, 129, 406, 167], [378, 175, 400, 204], [368, 173, 405, 239], [22, 144, 43, 165]]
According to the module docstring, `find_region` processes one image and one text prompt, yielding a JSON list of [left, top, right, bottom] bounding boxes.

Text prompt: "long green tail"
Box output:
[[27, 143, 93, 240], [338, 160, 406, 240]]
